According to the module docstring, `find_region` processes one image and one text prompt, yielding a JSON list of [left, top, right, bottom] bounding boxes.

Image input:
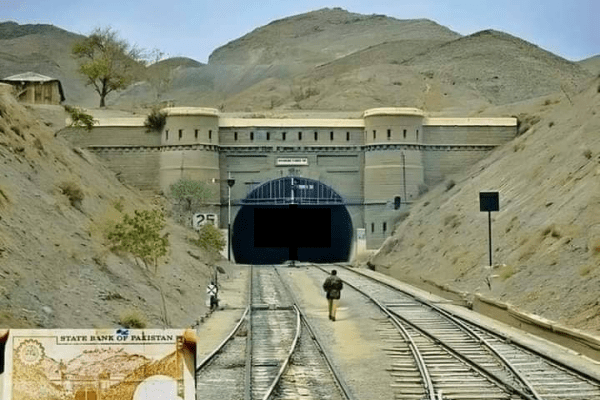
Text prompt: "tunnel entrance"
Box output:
[[232, 177, 353, 264]]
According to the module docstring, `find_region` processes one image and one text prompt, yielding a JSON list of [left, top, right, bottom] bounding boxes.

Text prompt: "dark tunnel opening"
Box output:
[[232, 204, 353, 264]]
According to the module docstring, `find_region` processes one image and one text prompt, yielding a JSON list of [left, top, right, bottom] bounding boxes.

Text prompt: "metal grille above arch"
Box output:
[[241, 176, 345, 205]]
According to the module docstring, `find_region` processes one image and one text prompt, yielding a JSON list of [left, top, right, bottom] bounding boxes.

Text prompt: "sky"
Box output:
[[1, 0, 598, 63]]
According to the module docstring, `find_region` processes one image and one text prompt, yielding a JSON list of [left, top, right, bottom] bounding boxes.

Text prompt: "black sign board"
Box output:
[[479, 192, 499, 212]]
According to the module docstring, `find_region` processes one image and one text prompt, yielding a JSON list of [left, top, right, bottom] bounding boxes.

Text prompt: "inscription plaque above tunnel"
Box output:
[[232, 177, 352, 264], [276, 157, 308, 166]]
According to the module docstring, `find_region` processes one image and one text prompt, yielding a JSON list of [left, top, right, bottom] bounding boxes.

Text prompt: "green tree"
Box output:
[[72, 27, 144, 107], [193, 224, 226, 254], [64, 105, 97, 131], [144, 107, 167, 133], [107, 209, 169, 273], [169, 178, 213, 211]]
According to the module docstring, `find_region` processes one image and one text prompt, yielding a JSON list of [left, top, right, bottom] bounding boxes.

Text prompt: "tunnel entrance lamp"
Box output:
[[227, 173, 235, 261], [479, 191, 499, 266]]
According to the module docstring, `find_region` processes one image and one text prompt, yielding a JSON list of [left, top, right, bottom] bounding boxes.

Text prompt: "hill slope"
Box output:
[[208, 7, 460, 66], [579, 55, 600, 75], [369, 77, 600, 335], [222, 29, 592, 112], [0, 87, 219, 328], [2, 13, 592, 113]]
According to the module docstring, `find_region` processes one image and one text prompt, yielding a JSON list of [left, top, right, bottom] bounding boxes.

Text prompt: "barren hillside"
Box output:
[[369, 77, 600, 335], [0, 86, 220, 328], [579, 55, 600, 75], [2, 11, 591, 114], [222, 29, 593, 112], [208, 7, 460, 66]]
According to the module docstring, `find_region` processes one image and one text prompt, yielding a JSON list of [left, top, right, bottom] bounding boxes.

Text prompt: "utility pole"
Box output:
[[401, 152, 407, 202], [227, 172, 235, 261]]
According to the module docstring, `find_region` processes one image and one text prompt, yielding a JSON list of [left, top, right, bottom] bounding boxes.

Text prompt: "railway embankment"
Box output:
[[349, 266, 600, 379]]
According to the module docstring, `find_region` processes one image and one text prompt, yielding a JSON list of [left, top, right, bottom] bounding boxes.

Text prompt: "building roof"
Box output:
[[363, 107, 425, 118], [1, 72, 65, 101], [219, 118, 365, 128]]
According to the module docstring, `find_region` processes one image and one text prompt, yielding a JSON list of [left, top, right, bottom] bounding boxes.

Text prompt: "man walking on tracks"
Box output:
[[323, 270, 343, 321]]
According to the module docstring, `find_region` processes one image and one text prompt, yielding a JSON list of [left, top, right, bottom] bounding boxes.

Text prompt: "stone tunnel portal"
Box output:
[[232, 177, 353, 264]]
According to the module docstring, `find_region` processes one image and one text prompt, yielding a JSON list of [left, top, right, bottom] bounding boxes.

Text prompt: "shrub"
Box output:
[[583, 148, 593, 159], [0, 186, 9, 205], [113, 197, 124, 212], [107, 209, 169, 273], [59, 181, 84, 208], [579, 264, 593, 277], [169, 178, 213, 211], [64, 105, 97, 131], [443, 214, 461, 229], [445, 180, 456, 191], [144, 107, 167, 133], [118, 309, 147, 328], [499, 265, 516, 281], [542, 224, 560, 238], [291, 85, 320, 102], [191, 224, 225, 254]]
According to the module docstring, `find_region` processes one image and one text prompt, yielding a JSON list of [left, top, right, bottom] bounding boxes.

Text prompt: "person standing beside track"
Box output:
[[207, 281, 219, 311], [323, 269, 343, 321]]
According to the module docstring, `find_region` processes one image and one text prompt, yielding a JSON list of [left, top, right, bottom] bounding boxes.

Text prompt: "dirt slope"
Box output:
[[0, 86, 220, 329], [369, 77, 600, 335], [579, 55, 600, 75]]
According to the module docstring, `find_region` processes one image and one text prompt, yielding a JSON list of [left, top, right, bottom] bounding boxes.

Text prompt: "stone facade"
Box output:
[[61, 107, 516, 253]]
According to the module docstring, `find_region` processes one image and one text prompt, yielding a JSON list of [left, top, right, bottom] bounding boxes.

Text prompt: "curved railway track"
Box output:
[[311, 264, 600, 400], [196, 265, 351, 400]]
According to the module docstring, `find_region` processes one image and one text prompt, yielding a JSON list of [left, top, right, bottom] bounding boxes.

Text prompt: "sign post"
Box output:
[[479, 192, 499, 266], [227, 173, 235, 262]]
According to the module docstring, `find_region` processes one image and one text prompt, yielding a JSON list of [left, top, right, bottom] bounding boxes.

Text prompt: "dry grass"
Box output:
[[443, 214, 461, 229], [541, 224, 561, 238], [578, 264, 594, 277], [118, 308, 147, 329], [59, 181, 84, 208], [499, 265, 516, 281]]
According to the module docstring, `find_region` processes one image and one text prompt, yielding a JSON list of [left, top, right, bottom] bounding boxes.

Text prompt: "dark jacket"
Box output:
[[323, 275, 343, 300]]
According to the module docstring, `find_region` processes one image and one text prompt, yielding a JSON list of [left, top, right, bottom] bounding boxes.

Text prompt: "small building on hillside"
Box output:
[[0, 72, 65, 105]]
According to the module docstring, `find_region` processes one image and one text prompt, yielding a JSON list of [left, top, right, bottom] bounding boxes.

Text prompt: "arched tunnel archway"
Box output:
[[232, 177, 353, 264]]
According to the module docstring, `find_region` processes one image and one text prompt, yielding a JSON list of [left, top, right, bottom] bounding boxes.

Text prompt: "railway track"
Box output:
[[196, 265, 350, 400], [312, 265, 600, 400]]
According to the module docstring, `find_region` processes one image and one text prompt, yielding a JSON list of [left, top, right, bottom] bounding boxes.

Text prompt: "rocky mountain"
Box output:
[[221, 29, 593, 112], [208, 7, 460, 66], [1, 10, 593, 113], [116, 8, 462, 108]]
